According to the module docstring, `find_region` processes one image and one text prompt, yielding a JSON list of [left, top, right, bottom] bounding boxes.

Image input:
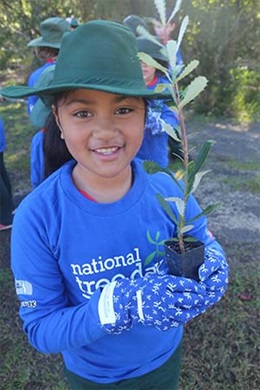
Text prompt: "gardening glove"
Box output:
[[198, 247, 229, 307], [98, 274, 207, 334], [145, 101, 166, 135]]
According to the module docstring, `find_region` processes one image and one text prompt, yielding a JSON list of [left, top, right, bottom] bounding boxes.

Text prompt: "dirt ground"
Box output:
[[186, 119, 260, 248]]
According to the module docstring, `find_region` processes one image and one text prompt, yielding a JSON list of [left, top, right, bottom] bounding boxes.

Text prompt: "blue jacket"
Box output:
[[30, 129, 45, 188], [0, 116, 6, 153]]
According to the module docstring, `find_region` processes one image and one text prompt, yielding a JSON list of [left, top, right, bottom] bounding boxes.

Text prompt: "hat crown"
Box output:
[[53, 20, 146, 92], [1, 19, 170, 100], [123, 15, 149, 36], [39, 17, 70, 44], [136, 36, 168, 62]]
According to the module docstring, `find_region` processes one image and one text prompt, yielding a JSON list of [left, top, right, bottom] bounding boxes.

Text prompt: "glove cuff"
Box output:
[[98, 281, 117, 326]]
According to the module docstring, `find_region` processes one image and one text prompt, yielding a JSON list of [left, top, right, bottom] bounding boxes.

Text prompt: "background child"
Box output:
[[29, 65, 56, 188], [136, 36, 182, 166], [1, 20, 228, 389], [27, 17, 70, 115]]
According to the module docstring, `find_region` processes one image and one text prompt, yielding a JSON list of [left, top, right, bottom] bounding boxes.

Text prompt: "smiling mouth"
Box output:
[[94, 146, 121, 155]]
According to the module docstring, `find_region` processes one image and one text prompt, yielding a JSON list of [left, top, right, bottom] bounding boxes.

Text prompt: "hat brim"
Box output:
[[28, 37, 61, 49], [1, 83, 171, 100], [30, 98, 51, 128]]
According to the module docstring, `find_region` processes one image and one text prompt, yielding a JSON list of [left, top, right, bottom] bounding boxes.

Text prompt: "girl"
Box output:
[[1, 20, 228, 389]]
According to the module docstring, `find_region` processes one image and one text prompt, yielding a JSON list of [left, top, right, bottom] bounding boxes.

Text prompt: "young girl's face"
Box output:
[[153, 22, 176, 45], [54, 89, 145, 181], [141, 62, 156, 85]]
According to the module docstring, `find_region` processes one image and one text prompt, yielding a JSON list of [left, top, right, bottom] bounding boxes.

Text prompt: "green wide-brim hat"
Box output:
[[1, 20, 170, 100], [136, 36, 168, 62], [27, 17, 70, 49], [30, 65, 56, 128]]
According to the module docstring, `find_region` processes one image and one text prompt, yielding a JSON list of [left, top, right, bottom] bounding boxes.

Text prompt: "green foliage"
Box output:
[[141, 0, 220, 257], [229, 67, 260, 123], [0, 0, 132, 70], [179, 0, 260, 118]]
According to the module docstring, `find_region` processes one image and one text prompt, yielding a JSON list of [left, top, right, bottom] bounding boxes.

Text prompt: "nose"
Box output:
[[93, 114, 118, 139]]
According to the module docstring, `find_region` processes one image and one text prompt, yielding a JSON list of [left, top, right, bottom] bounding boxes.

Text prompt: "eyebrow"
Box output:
[[64, 94, 143, 106]]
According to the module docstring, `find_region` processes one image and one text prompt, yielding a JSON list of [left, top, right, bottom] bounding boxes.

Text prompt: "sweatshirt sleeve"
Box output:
[[11, 203, 106, 354]]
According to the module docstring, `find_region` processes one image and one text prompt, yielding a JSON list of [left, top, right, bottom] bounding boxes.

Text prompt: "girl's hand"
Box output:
[[198, 248, 229, 306], [98, 274, 207, 334]]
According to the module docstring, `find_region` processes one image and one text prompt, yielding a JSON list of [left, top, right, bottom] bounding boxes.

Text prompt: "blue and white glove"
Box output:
[[145, 101, 166, 135], [98, 274, 207, 334], [198, 247, 229, 308]]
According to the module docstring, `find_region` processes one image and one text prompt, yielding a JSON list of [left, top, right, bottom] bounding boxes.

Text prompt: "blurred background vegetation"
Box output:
[[0, 0, 259, 122]]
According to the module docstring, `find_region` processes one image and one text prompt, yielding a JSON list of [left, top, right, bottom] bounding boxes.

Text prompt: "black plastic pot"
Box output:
[[164, 239, 204, 281]]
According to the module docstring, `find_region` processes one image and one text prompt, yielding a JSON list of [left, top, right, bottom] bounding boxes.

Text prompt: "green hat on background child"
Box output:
[[30, 65, 55, 128], [136, 36, 168, 62], [1, 20, 170, 101], [123, 15, 149, 36], [28, 17, 70, 49], [70, 18, 79, 28]]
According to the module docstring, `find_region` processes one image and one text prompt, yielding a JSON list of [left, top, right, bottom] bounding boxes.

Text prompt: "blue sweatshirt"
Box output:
[[0, 116, 6, 153], [30, 129, 45, 188], [12, 159, 221, 384]]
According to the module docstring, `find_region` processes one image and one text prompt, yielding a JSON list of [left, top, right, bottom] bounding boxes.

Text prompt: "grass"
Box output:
[[0, 102, 259, 389]]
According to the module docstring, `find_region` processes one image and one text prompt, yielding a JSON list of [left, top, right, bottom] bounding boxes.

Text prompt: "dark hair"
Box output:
[[43, 109, 73, 178], [35, 47, 59, 61]]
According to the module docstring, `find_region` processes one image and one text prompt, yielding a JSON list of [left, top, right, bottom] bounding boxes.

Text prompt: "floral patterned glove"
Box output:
[[145, 101, 166, 135], [98, 274, 207, 334], [198, 247, 229, 307]]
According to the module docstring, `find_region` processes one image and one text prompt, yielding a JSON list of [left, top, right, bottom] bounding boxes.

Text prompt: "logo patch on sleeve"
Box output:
[[21, 300, 37, 308], [15, 280, 33, 295]]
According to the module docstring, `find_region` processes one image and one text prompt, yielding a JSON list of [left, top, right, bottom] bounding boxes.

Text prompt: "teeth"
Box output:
[[95, 147, 118, 155]]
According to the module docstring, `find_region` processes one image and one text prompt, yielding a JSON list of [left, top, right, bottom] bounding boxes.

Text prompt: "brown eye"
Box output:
[[115, 107, 133, 115], [74, 110, 92, 118]]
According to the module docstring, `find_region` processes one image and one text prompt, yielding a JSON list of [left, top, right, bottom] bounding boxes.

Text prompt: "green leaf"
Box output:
[[145, 250, 157, 265], [180, 225, 193, 234], [147, 230, 156, 244], [154, 0, 167, 26], [183, 236, 197, 242], [166, 40, 177, 76], [156, 193, 178, 225], [137, 52, 168, 75], [163, 123, 181, 142], [165, 196, 185, 217], [176, 60, 199, 82], [179, 76, 208, 109], [187, 140, 215, 194], [176, 15, 189, 53], [167, 0, 183, 24], [143, 160, 172, 175], [192, 141, 215, 174], [155, 83, 168, 93], [190, 170, 211, 194]]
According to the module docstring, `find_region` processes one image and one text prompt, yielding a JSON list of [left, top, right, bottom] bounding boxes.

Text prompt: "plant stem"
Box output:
[[174, 82, 189, 254]]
